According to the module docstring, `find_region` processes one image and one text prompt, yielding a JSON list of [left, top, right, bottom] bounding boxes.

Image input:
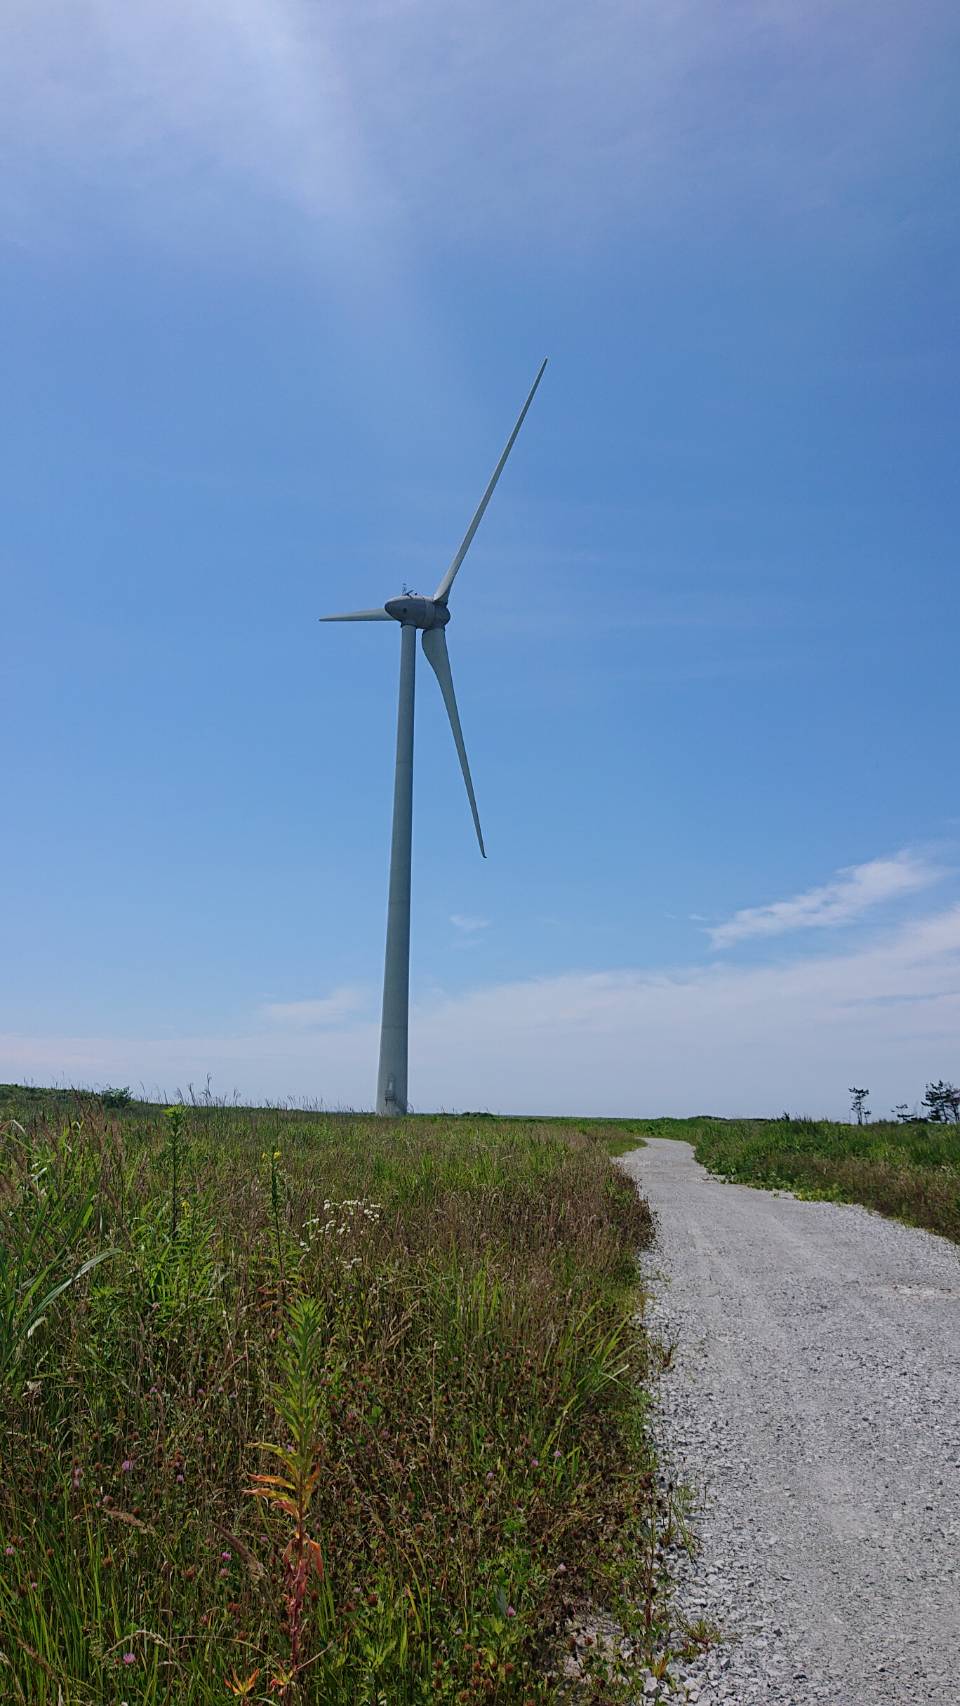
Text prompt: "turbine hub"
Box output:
[[384, 596, 449, 629]]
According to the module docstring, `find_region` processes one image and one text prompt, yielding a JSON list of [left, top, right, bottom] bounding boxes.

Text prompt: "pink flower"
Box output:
[[221, 1550, 232, 1560], [121, 1460, 134, 1474], [486, 1471, 494, 1481], [506, 1605, 516, 1619], [531, 1457, 539, 1468], [122, 1653, 136, 1665], [4, 1546, 14, 1556], [176, 1473, 185, 1484]]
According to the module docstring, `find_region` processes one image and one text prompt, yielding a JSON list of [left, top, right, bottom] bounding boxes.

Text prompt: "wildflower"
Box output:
[[122, 1652, 136, 1665], [221, 1550, 232, 1560], [506, 1605, 516, 1618], [176, 1473, 185, 1484], [486, 1470, 495, 1481], [121, 1459, 134, 1473], [554, 1449, 562, 1460], [531, 1457, 539, 1468], [4, 1546, 14, 1556]]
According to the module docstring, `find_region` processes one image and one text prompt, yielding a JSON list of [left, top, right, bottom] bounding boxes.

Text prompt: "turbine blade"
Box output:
[[433, 359, 547, 603], [421, 626, 485, 857], [319, 608, 392, 622]]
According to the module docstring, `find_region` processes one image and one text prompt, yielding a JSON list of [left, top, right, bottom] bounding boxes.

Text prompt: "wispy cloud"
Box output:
[[5, 903, 960, 1118], [261, 986, 368, 1028], [449, 913, 490, 951], [2, 1, 955, 252], [0, 0, 374, 251], [707, 851, 944, 950]]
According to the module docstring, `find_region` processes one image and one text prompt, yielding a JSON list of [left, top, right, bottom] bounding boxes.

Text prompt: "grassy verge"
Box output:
[[0, 1094, 687, 1704], [637, 1115, 960, 1244]]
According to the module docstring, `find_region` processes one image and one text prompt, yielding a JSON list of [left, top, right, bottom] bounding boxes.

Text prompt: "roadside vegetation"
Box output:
[[0, 1088, 695, 1705], [639, 1114, 960, 1244]]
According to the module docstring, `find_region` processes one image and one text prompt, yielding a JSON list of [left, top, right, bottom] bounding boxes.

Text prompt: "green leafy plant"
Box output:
[[248, 1297, 333, 1698], [164, 1103, 186, 1240], [265, 1145, 286, 1291]]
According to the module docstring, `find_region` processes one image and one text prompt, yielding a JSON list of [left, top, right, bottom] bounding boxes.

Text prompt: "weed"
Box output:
[[265, 1146, 287, 1293], [163, 1104, 185, 1242], [248, 1297, 332, 1696]]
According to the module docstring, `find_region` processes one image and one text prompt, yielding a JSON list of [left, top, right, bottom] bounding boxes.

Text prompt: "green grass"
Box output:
[[0, 1093, 686, 1705], [636, 1115, 960, 1243]]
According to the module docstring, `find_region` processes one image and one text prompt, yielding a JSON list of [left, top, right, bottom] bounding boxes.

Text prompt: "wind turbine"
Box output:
[[321, 361, 547, 1115]]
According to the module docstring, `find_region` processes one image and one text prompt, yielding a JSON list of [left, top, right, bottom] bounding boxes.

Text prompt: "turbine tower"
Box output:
[[321, 361, 547, 1115]]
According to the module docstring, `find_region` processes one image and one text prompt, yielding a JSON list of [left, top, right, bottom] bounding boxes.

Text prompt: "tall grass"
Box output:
[[0, 1096, 682, 1704], [643, 1115, 960, 1243]]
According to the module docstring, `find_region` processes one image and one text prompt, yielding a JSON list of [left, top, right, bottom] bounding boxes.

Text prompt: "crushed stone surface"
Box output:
[[618, 1138, 960, 1706]]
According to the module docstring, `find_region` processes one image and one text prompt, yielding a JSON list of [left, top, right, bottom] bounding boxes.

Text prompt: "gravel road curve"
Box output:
[[619, 1138, 960, 1706]]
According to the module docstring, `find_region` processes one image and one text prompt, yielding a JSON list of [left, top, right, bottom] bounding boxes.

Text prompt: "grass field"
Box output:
[[0, 1089, 693, 1705], [637, 1115, 960, 1244]]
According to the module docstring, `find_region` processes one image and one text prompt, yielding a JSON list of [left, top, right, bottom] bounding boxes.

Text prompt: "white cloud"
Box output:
[[708, 851, 943, 950], [4, 904, 960, 1119], [450, 914, 489, 934], [261, 986, 368, 1028]]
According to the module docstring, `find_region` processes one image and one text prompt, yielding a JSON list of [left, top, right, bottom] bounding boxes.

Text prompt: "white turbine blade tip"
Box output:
[[421, 626, 485, 856], [433, 360, 548, 604]]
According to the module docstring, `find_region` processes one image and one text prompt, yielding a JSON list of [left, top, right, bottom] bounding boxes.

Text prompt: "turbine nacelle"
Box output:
[[384, 596, 450, 630]]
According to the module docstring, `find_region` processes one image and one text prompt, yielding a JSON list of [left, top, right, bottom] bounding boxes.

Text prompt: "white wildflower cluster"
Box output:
[[300, 1198, 383, 1260]]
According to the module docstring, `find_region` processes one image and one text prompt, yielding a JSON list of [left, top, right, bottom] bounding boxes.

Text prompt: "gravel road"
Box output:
[[618, 1138, 960, 1706]]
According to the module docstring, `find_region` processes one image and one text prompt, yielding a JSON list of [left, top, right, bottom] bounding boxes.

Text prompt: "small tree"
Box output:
[[922, 1080, 960, 1123], [892, 1104, 913, 1124], [849, 1087, 870, 1125], [101, 1086, 132, 1109]]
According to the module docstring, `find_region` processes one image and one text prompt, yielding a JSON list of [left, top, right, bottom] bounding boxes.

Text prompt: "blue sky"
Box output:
[[3, 0, 959, 1116]]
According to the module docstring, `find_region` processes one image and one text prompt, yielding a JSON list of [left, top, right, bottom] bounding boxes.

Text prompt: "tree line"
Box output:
[[849, 1081, 960, 1125]]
